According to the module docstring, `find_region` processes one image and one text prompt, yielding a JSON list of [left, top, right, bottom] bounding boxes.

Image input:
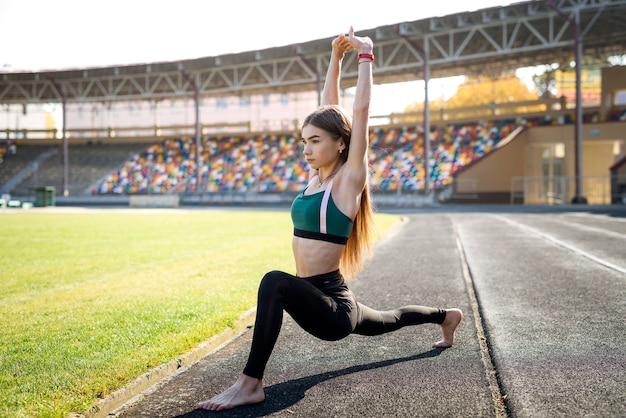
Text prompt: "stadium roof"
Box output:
[[1, 0, 625, 105]]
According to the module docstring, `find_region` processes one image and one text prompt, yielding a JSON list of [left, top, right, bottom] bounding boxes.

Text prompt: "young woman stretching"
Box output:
[[198, 26, 463, 412]]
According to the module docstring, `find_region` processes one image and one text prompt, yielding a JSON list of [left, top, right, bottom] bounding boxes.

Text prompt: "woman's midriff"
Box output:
[[292, 235, 344, 277]]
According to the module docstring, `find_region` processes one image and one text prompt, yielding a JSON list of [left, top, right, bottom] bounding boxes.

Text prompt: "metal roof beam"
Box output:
[[1, 0, 625, 104]]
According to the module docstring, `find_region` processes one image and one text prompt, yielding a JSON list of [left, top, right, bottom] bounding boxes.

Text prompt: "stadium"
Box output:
[[1, 0, 625, 208], [1, 1, 626, 418]]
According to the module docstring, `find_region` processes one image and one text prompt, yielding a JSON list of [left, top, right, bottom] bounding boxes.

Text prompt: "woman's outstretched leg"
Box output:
[[354, 304, 463, 347]]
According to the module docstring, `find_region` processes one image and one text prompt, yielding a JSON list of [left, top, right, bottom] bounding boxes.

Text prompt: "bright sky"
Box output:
[[0, 0, 516, 70], [0, 0, 518, 113]]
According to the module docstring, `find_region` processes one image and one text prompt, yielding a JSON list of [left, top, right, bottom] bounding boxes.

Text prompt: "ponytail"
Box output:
[[340, 181, 375, 280]]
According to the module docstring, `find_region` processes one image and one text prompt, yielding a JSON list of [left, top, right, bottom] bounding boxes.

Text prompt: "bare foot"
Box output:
[[433, 308, 463, 348], [197, 374, 265, 411]]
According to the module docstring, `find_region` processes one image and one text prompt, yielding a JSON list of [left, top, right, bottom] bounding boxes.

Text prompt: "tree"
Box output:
[[401, 75, 541, 123]]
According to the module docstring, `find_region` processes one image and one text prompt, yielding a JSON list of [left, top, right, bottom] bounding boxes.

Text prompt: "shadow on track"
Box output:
[[176, 347, 446, 417]]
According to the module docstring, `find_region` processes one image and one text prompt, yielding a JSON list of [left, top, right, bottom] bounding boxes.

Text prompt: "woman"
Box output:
[[198, 27, 463, 412]]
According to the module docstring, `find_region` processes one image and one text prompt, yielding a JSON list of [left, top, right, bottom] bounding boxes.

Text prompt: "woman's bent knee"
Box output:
[[258, 270, 291, 297]]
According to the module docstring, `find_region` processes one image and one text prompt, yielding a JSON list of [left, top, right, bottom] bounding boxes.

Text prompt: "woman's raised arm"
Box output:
[[345, 27, 374, 176], [321, 33, 352, 106]]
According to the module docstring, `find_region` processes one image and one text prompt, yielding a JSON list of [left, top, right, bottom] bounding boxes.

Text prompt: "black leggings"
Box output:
[[243, 270, 446, 379]]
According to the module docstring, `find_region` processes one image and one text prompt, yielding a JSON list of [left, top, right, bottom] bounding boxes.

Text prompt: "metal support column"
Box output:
[[548, 0, 587, 203]]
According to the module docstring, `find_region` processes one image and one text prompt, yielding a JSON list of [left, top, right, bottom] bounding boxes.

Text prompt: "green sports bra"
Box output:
[[290, 177, 354, 245]]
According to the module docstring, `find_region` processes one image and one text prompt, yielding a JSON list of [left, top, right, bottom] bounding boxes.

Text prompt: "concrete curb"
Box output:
[[70, 307, 257, 418]]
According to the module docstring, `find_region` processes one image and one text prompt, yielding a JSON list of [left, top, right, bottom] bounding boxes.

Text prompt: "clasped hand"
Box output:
[[332, 26, 373, 58]]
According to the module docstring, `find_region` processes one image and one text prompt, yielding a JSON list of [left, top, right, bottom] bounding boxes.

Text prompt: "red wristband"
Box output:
[[358, 53, 375, 62]]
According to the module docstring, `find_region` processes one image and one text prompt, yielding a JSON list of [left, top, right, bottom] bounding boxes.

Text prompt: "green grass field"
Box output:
[[0, 208, 400, 418]]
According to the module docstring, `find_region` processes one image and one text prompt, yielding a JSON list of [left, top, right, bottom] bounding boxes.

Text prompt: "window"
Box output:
[[281, 94, 289, 106], [240, 96, 251, 108], [216, 98, 228, 110]]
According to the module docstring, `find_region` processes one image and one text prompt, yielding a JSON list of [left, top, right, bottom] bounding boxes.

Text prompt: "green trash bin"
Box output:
[[35, 186, 56, 207]]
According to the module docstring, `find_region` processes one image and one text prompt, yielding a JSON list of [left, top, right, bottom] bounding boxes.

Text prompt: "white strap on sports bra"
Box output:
[[320, 179, 333, 234], [306, 175, 334, 235]]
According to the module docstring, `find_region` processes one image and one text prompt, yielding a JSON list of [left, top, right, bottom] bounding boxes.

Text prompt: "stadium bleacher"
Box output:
[[93, 117, 549, 195]]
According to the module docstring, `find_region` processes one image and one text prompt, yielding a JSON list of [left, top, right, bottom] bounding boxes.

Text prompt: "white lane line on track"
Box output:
[[539, 214, 626, 241], [567, 212, 626, 223], [492, 215, 626, 276]]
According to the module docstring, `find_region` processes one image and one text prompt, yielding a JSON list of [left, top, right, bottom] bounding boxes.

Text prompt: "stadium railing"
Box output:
[[510, 174, 626, 205]]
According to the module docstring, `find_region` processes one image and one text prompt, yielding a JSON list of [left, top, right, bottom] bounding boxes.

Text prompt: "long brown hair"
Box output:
[[303, 105, 376, 280]]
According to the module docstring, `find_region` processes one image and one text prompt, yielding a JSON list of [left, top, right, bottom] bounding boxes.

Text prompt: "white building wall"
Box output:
[[1, 104, 59, 139], [59, 89, 355, 136]]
